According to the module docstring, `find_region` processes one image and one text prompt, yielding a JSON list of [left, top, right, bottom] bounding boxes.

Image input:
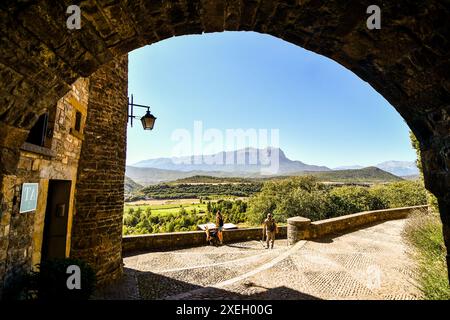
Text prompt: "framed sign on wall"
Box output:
[[19, 183, 39, 213]]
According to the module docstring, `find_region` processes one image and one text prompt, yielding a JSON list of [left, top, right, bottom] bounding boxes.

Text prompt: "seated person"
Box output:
[[205, 226, 219, 246]]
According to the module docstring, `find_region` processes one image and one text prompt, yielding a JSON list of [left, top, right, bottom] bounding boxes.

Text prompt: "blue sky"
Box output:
[[127, 31, 415, 168]]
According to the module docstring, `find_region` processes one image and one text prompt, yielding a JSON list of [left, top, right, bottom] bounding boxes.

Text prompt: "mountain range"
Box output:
[[132, 147, 329, 174], [126, 147, 418, 186]]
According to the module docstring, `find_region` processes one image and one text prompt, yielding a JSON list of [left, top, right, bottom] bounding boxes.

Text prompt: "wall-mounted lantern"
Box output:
[[128, 94, 157, 130]]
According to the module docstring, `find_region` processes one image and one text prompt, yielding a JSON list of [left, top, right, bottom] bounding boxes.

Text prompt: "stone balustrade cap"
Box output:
[[287, 216, 311, 225]]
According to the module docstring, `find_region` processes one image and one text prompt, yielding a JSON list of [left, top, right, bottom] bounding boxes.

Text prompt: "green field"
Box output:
[[124, 202, 208, 216]]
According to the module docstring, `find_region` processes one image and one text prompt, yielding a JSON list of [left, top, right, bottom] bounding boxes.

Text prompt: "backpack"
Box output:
[[266, 219, 275, 232]]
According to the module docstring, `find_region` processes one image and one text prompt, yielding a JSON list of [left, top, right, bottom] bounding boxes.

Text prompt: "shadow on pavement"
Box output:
[[95, 267, 320, 300]]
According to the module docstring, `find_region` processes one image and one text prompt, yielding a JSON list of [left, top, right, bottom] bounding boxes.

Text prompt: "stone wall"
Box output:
[[0, 78, 89, 297], [70, 55, 128, 285], [287, 205, 429, 245], [123, 227, 288, 254]]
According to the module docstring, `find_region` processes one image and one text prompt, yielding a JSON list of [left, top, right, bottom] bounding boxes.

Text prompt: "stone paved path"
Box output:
[[94, 219, 422, 300]]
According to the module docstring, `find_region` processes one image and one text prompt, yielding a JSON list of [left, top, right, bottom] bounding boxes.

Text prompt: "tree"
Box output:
[[246, 175, 427, 226], [247, 176, 329, 224]]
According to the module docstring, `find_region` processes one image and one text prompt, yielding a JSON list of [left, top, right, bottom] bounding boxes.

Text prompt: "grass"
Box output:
[[404, 209, 450, 300]]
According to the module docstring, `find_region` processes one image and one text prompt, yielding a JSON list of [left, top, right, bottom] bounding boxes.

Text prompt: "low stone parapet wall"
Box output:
[[122, 226, 287, 254], [287, 205, 428, 245]]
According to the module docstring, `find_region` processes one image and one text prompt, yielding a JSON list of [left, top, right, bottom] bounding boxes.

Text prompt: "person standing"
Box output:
[[216, 210, 224, 245], [263, 213, 277, 249]]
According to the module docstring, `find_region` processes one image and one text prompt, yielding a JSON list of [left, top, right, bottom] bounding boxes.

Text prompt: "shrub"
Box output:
[[247, 176, 330, 224], [370, 180, 427, 208], [327, 186, 387, 218], [247, 177, 427, 225], [404, 210, 450, 299]]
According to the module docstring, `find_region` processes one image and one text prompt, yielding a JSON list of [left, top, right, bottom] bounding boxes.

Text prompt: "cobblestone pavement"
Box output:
[[94, 219, 422, 300]]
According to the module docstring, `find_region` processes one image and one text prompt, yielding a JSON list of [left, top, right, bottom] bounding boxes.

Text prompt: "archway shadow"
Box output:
[[94, 267, 320, 300]]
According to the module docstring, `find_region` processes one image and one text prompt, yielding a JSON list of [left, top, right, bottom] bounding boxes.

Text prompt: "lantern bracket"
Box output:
[[127, 94, 156, 129]]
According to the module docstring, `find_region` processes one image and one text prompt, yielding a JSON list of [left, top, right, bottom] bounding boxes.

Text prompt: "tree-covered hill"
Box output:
[[286, 166, 403, 183], [171, 167, 402, 185]]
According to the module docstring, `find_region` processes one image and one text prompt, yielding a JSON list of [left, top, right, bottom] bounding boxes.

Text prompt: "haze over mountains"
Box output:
[[126, 147, 418, 186], [333, 160, 419, 177], [132, 147, 329, 173]]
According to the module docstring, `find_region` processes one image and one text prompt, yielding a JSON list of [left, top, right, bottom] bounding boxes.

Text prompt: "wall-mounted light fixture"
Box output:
[[127, 94, 157, 130]]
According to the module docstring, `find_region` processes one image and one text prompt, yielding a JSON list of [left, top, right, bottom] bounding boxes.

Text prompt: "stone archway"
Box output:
[[0, 1, 448, 285]]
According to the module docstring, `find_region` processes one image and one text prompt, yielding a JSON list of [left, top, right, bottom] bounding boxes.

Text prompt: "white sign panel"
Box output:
[[19, 183, 39, 213]]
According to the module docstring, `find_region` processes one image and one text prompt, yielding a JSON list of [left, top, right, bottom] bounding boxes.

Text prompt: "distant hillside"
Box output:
[[292, 166, 402, 183], [171, 167, 402, 185], [334, 160, 419, 177], [126, 166, 194, 185], [172, 175, 252, 184], [126, 167, 401, 201], [126, 165, 270, 185], [124, 176, 143, 193], [129, 147, 418, 185], [375, 161, 419, 177], [127, 165, 401, 187]]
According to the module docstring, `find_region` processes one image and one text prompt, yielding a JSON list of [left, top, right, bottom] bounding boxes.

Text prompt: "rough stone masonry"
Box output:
[[0, 1, 449, 287], [70, 55, 128, 285]]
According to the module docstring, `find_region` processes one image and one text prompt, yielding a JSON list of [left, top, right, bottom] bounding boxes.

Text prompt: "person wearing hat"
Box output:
[[262, 213, 277, 249]]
